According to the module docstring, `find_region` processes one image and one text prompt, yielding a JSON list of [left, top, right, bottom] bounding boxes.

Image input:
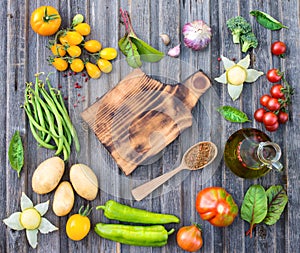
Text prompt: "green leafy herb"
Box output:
[[119, 9, 164, 68], [217, 106, 251, 123], [8, 131, 24, 177], [241, 185, 267, 238], [263, 185, 288, 225], [250, 10, 288, 30]]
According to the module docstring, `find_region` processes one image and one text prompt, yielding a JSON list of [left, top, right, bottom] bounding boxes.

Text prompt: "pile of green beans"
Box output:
[[23, 73, 80, 160]]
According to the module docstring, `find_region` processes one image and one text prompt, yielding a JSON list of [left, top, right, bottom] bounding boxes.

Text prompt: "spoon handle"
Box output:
[[131, 165, 185, 201]]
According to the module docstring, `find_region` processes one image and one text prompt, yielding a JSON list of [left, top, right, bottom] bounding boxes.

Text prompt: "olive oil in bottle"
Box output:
[[224, 128, 282, 179]]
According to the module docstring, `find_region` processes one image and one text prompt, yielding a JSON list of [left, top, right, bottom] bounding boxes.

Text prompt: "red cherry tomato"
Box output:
[[260, 94, 271, 107], [263, 112, 278, 126], [265, 121, 279, 132], [266, 69, 283, 83], [266, 98, 281, 111], [278, 111, 289, 124], [270, 84, 284, 99], [254, 108, 266, 123], [271, 41, 286, 57]]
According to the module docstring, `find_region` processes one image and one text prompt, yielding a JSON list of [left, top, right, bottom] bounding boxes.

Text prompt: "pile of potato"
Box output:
[[32, 157, 98, 216]]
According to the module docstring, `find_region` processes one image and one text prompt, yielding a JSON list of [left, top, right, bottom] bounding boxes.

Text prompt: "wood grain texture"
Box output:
[[81, 69, 211, 175], [0, 0, 299, 253]]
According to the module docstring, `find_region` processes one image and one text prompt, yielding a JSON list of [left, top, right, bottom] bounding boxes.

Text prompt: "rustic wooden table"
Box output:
[[1, 1, 299, 252]]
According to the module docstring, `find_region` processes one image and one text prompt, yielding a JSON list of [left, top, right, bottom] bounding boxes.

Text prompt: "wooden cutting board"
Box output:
[[81, 68, 211, 175]]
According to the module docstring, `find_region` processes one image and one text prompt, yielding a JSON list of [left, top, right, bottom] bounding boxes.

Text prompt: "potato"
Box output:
[[53, 181, 74, 216], [32, 157, 65, 194], [70, 164, 98, 200]]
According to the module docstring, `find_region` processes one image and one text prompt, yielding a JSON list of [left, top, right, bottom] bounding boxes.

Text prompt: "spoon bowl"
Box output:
[[131, 141, 218, 201]]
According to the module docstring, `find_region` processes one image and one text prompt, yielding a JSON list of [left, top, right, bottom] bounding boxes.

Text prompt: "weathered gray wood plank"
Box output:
[[0, 0, 299, 252]]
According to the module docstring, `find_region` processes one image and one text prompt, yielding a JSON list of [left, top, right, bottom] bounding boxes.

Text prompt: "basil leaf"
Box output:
[[263, 185, 288, 225], [250, 10, 288, 30], [130, 36, 164, 63], [8, 131, 24, 177], [241, 185, 267, 238], [217, 106, 251, 123]]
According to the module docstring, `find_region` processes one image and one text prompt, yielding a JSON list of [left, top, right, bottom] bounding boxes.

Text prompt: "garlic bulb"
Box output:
[[182, 20, 212, 51], [168, 44, 180, 57], [160, 34, 170, 45]]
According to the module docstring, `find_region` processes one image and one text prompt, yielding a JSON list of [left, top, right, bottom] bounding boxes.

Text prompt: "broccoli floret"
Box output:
[[240, 32, 258, 52], [226, 16, 252, 44]]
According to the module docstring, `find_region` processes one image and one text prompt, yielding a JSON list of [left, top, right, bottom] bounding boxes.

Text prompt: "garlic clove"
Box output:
[[168, 44, 181, 57], [159, 34, 170, 46]]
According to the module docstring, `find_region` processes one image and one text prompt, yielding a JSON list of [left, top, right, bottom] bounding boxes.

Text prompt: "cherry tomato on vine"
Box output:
[[59, 34, 69, 45], [67, 45, 82, 57], [52, 57, 68, 71], [99, 48, 118, 60], [30, 6, 61, 36], [70, 58, 84, 73], [266, 69, 283, 83], [85, 62, 101, 79], [66, 205, 91, 241], [278, 111, 289, 124], [97, 59, 112, 73], [265, 121, 279, 132], [84, 40, 102, 53], [270, 84, 284, 99], [266, 98, 281, 111], [66, 31, 83, 46], [50, 43, 66, 57], [263, 112, 278, 126], [176, 224, 203, 252], [260, 94, 271, 107], [254, 108, 266, 123], [74, 23, 91, 36], [271, 41, 286, 57]]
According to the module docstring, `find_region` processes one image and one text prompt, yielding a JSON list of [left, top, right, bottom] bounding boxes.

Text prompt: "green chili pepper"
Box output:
[[250, 10, 288, 30], [96, 200, 180, 224], [94, 223, 174, 247]]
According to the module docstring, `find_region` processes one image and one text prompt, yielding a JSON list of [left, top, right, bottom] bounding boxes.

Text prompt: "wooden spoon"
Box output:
[[131, 141, 218, 201]]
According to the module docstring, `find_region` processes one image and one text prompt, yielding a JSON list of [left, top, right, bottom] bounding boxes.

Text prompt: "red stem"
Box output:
[[245, 224, 257, 237], [119, 8, 136, 36]]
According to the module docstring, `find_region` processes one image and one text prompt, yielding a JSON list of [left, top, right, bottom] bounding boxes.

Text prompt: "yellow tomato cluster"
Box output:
[[49, 15, 117, 79]]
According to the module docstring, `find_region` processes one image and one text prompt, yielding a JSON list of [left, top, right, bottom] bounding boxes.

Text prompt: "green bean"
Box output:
[[29, 87, 60, 139], [46, 79, 80, 153], [24, 105, 53, 135], [39, 87, 64, 155], [34, 80, 47, 140], [26, 113, 57, 150]]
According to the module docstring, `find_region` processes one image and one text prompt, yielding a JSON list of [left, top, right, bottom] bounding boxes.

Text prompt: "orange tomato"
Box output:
[[67, 45, 82, 57], [52, 58, 68, 71], [85, 62, 101, 79], [84, 40, 102, 53], [70, 58, 84, 73], [74, 23, 91, 36], [97, 59, 112, 73], [66, 31, 83, 46], [50, 44, 66, 57], [30, 6, 61, 36]]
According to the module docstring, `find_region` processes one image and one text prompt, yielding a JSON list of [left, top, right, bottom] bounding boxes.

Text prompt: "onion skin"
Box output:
[[182, 20, 212, 51]]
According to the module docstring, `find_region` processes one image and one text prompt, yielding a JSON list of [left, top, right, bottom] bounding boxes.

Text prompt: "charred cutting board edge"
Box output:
[[81, 68, 211, 175]]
